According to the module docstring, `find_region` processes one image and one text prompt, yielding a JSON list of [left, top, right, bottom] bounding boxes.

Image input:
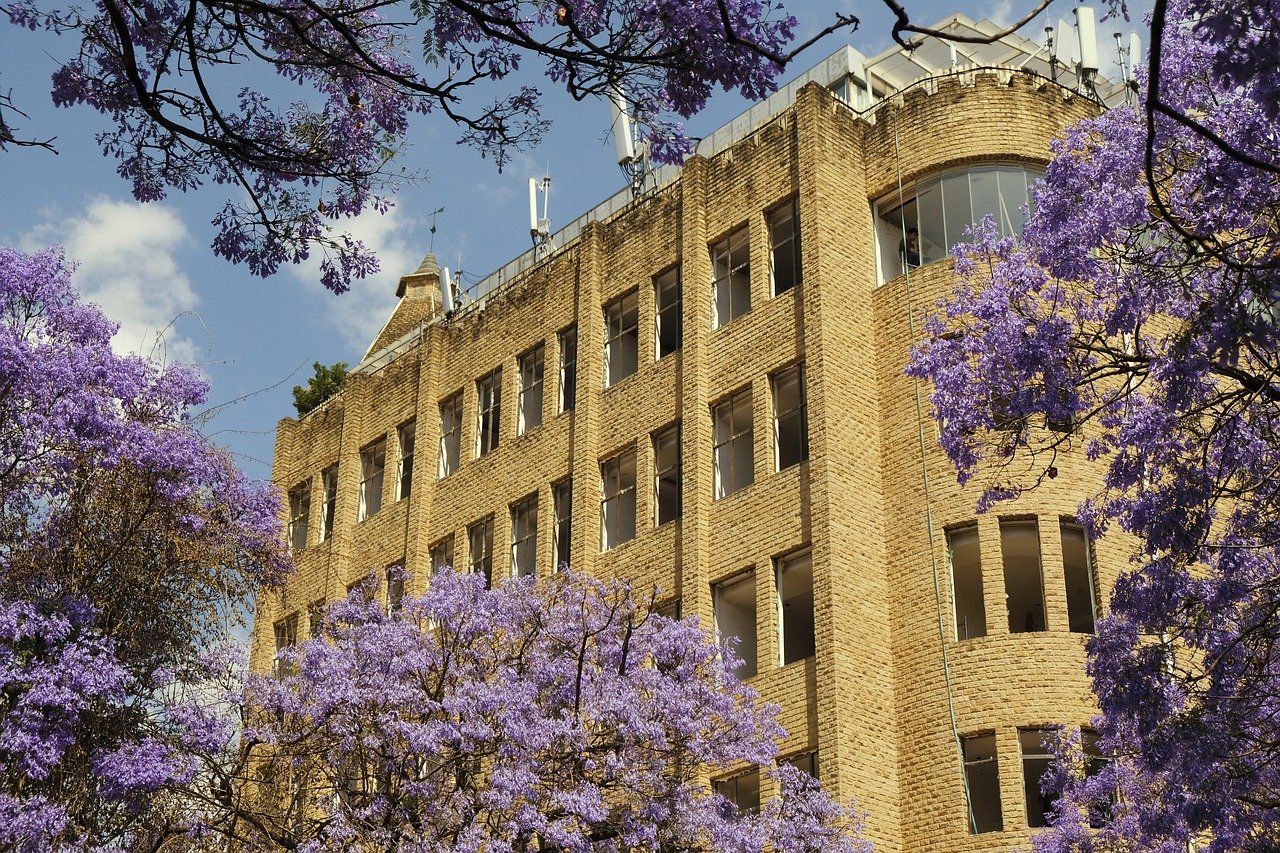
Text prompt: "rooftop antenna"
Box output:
[[529, 174, 553, 258], [1045, 27, 1057, 83], [427, 206, 445, 253], [440, 266, 455, 314], [608, 84, 653, 198], [1074, 6, 1101, 99]]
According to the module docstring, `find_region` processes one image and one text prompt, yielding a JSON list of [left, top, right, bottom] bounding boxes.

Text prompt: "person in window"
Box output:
[[899, 227, 922, 269]]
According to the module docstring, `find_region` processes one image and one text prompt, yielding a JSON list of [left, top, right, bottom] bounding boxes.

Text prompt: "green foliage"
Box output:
[[292, 360, 348, 416]]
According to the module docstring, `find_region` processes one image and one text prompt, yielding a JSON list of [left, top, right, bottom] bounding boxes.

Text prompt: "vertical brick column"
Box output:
[[569, 223, 606, 574]]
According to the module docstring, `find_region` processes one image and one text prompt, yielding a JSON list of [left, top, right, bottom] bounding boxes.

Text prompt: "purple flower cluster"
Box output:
[[909, 1, 1280, 848], [240, 568, 868, 853]]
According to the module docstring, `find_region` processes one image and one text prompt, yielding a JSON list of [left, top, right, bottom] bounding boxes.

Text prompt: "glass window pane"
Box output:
[[998, 167, 1031, 236], [969, 167, 1001, 238], [916, 179, 944, 265], [949, 526, 986, 639]]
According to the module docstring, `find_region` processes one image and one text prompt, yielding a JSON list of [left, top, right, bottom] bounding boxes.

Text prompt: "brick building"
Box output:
[[253, 14, 1132, 853]]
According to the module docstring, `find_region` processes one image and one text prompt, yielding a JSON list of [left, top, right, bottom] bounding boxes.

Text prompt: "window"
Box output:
[[358, 439, 385, 521], [962, 733, 1003, 834], [518, 344, 544, 434], [385, 566, 405, 614], [769, 197, 802, 294], [654, 266, 682, 358], [273, 612, 299, 676], [604, 291, 639, 387], [397, 420, 416, 501], [875, 163, 1043, 282], [713, 768, 761, 815], [510, 493, 538, 578], [948, 526, 986, 639], [653, 424, 681, 526], [772, 364, 808, 470], [600, 447, 637, 551], [439, 393, 462, 477], [319, 465, 337, 542], [553, 479, 572, 570], [1020, 728, 1057, 828], [559, 326, 577, 412], [656, 598, 681, 620], [430, 534, 455, 572], [307, 599, 325, 637], [713, 388, 754, 499], [711, 226, 750, 329], [1002, 520, 1046, 632], [785, 750, 819, 780], [714, 571, 757, 679], [468, 516, 494, 588], [776, 549, 815, 665], [288, 482, 310, 552], [476, 369, 502, 457], [1082, 729, 1114, 828], [1061, 522, 1099, 633]]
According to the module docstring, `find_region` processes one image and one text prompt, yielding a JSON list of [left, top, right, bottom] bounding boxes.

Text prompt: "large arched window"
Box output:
[[874, 163, 1043, 283]]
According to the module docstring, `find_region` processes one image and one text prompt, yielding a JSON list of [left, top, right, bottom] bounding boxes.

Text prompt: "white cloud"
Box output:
[[984, 0, 1016, 26], [287, 204, 422, 355], [22, 197, 202, 365]]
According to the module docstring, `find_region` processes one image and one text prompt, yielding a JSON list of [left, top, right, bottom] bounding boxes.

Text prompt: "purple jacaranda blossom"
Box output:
[[909, 1, 1280, 849]]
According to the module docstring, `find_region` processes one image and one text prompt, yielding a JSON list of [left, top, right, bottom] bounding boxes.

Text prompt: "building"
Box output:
[[253, 13, 1134, 853]]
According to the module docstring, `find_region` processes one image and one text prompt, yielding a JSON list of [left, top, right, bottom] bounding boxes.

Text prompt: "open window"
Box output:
[[711, 226, 750, 329], [948, 526, 986, 639], [319, 465, 337, 542], [874, 164, 1042, 284], [714, 571, 757, 679], [468, 516, 494, 587], [600, 447, 637, 551], [559, 326, 577, 412], [288, 482, 310, 552], [439, 393, 462, 477], [1061, 521, 1099, 633], [776, 549, 815, 664], [713, 767, 761, 815], [518, 344, 545, 434], [772, 364, 808, 470], [1002, 520, 1046, 632], [553, 478, 572, 570], [430, 534, 454, 572], [385, 566, 405, 614], [713, 388, 754, 499], [769, 197, 802, 295], [273, 612, 299, 677], [396, 420, 415, 501], [1020, 728, 1057, 828], [476, 369, 502, 457], [358, 439, 385, 521], [654, 266, 682, 358], [604, 291, 639, 387], [653, 424, 681, 526], [962, 732, 1003, 834], [510, 493, 538, 578]]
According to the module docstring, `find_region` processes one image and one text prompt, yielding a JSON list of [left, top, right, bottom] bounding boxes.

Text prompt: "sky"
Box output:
[[0, 0, 1137, 483]]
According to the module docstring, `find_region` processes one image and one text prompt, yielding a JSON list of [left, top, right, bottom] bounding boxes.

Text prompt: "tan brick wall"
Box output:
[[253, 74, 1115, 853]]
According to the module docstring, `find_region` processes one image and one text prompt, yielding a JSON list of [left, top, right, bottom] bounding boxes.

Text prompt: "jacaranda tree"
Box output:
[[189, 569, 869, 853], [909, 0, 1280, 850], [0, 245, 288, 850]]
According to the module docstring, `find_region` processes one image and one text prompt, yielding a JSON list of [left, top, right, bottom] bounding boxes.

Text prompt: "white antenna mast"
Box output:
[[1074, 7, 1101, 100], [440, 266, 456, 314], [607, 84, 653, 198], [529, 175, 553, 258]]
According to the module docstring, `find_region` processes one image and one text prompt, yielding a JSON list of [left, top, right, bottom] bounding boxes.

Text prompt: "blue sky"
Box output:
[[0, 0, 1118, 482]]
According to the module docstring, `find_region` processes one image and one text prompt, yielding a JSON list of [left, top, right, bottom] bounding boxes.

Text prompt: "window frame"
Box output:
[[1061, 521, 1100, 634], [775, 548, 816, 665], [318, 464, 337, 542], [603, 290, 640, 388], [653, 423, 682, 526], [654, 266, 682, 359], [510, 493, 538, 578], [710, 225, 751, 329], [768, 197, 802, 295], [357, 438, 386, 522], [430, 534, 455, 573], [1001, 519, 1047, 633], [475, 368, 502, 458], [948, 525, 987, 640], [713, 388, 754, 499], [288, 481, 311, 552], [552, 478, 573, 571], [600, 446, 637, 551], [438, 392, 462, 477], [1020, 727, 1058, 828], [468, 516, 494, 588], [772, 363, 809, 470], [559, 325, 578, 412], [518, 344, 545, 435], [713, 569, 757, 680], [962, 731, 1004, 834], [396, 420, 416, 501]]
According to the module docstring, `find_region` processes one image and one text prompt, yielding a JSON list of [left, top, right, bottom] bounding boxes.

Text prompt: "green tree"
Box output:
[[292, 361, 349, 417]]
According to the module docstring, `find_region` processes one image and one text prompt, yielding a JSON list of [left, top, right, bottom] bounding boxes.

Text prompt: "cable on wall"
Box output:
[[892, 108, 977, 834]]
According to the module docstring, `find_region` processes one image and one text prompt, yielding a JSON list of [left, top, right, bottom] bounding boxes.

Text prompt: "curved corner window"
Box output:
[[873, 163, 1043, 284]]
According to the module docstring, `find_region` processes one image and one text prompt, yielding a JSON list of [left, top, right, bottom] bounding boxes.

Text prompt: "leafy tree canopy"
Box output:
[[292, 360, 349, 416]]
